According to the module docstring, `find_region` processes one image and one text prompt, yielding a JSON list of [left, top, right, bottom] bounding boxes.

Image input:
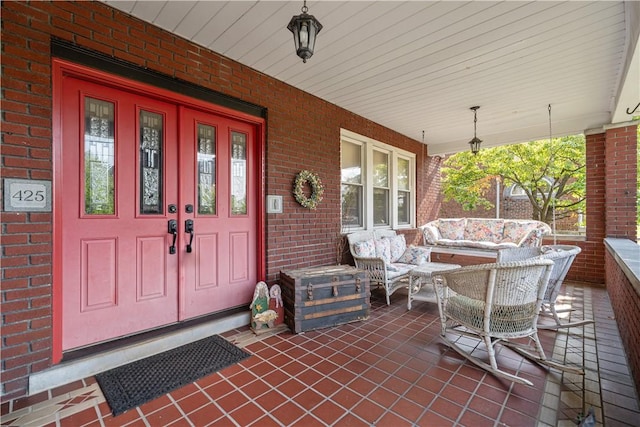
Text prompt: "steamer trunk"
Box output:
[[280, 265, 370, 333]]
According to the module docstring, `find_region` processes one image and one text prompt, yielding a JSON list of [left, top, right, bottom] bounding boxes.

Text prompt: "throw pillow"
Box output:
[[502, 221, 534, 243], [464, 219, 504, 242], [438, 219, 466, 240], [353, 239, 376, 257], [374, 238, 392, 263], [386, 235, 406, 262], [398, 245, 432, 265]]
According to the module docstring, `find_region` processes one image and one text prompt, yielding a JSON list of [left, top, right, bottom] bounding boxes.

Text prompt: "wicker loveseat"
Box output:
[[347, 230, 432, 305], [420, 218, 551, 256]]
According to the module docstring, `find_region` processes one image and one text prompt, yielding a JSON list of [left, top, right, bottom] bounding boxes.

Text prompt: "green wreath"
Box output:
[[293, 170, 324, 210]]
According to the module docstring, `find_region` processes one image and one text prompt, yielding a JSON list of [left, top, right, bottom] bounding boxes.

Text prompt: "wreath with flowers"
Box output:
[[293, 170, 324, 210]]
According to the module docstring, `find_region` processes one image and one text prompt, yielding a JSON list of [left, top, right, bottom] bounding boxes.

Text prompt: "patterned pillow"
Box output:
[[464, 219, 504, 243], [353, 239, 376, 257], [502, 221, 535, 243], [374, 238, 392, 263], [438, 219, 466, 240], [398, 245, 432, 265], [386, 235, 406, 262]]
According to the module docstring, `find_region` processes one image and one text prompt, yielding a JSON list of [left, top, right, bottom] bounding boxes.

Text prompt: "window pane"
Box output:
[[373, 150, 388, 187], [397, 191, 410, 225], [373, 188, 389, 225], [397, 157, 409, 191], [341, 184, 362, 227], [341, 141, 362, 184], [197, 124, 216, 215], [230, 132, 247, 215], [139, 111, 163, 214], [84, 97, 115, 215]]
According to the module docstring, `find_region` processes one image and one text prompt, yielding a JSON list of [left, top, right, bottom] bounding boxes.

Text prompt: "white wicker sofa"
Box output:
[[420, 218, 551, 257], [347, 230, 432, 305]]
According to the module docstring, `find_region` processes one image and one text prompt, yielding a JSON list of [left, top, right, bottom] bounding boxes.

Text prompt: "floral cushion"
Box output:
[[464, 219, 504, 243], [374, 238, 392, 263], [438, 219, 466, 240], [353, 239, 376, 258], [398, 246, 432, 265], [501, 221, 535, 243], [386, 235, 407, 262]]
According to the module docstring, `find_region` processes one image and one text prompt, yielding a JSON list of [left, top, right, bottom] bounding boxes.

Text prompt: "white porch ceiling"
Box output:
[[104, 1, 639, 155]]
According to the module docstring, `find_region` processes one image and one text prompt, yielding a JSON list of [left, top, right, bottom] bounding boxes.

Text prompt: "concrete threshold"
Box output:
[[28, 312, 250, 396]]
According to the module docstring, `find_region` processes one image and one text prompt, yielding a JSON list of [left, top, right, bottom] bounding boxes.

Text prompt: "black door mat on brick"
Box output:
[[95, 335, 251, 416]]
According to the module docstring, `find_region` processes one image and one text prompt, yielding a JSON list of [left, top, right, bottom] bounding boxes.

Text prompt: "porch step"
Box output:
[[28, 312, 250, 396]]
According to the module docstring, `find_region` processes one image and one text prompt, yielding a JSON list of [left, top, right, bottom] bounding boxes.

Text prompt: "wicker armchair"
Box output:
[[347, 230, 413, 305], [433, 259, 584, 385], [498, 245, 592, 329]]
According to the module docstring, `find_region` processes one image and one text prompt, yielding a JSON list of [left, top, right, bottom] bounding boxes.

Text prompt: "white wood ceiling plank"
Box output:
[[320, 2, 611, 103], [163, 2, 212, 36], [188, 2, 258, 49], [334, 12, 625, 116], [103, 0, 136, 14], [130, 0, 167, 23]]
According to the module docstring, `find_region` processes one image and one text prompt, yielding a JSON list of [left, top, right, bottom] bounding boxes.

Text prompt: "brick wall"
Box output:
[[0, 1, 433, 398], [605, 250, 640, 396], [604, 125, 638, 240]]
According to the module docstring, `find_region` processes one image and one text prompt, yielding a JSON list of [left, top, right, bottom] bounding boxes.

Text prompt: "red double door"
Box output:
[[59, 74, 259, 351]]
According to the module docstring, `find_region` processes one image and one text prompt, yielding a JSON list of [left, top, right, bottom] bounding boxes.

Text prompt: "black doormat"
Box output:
[[95, 335, 251, 416]]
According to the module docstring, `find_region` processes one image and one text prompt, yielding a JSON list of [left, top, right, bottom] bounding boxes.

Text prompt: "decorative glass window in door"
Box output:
[[197, 124, 216, 215], [230, 132, 247, 215], [140, 111, 163, 214], [84, 97, 115, 215]]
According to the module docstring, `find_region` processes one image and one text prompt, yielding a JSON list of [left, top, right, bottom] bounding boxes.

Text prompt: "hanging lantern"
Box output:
[[468, 106, 482, 155], [287, 1, 323, 63]]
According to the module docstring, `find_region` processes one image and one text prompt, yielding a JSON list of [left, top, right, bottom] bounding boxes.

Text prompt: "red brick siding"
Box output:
[[0, 0, 428, 398], [604, 125, 638, 240], [605, 251, 640, 396]]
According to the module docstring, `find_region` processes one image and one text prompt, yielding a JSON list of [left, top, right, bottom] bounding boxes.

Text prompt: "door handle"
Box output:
[[168, 219, 178, 254], [185, 219, 194, 253]]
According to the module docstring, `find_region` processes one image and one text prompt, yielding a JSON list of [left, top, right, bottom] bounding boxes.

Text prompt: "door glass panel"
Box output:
[[197, 124, 216, 215], [139, 111, 163, 214], [230, 132, 247, 215], [84, 97, 115, 215]]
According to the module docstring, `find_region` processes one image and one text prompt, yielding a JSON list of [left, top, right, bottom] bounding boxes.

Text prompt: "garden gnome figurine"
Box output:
[[250, 281, 270, 330], [268, 284, 284, 326]]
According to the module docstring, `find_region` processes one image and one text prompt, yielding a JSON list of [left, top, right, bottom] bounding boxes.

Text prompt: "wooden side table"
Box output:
[[407, 262, 460, 310]]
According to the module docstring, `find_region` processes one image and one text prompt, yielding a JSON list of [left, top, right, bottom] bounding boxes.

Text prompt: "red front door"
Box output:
[[59, 72, 259, 351]]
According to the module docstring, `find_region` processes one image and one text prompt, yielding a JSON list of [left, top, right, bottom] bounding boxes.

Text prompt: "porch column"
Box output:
[[604, 122, 639, 240]]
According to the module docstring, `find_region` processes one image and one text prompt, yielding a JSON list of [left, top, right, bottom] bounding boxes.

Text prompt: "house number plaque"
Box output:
[[4, 178, 52, 212]]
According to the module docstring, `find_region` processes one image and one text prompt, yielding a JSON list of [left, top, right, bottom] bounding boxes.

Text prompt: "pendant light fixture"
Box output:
[[468, 106, 482, 155], [287, 0, 323, 63]]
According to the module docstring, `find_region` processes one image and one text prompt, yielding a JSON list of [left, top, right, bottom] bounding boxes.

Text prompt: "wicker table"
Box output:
[[407, 262, 460, 310]]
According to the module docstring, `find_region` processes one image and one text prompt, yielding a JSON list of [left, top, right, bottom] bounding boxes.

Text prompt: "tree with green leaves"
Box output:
[[441, 135, 586, 225]]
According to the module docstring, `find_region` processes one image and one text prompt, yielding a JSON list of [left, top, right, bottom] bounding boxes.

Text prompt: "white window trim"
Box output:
[[341, 129, 416, 231]]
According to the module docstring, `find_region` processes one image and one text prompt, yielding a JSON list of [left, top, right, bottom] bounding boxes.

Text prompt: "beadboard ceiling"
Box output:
[[104, 1, 639, 155]]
